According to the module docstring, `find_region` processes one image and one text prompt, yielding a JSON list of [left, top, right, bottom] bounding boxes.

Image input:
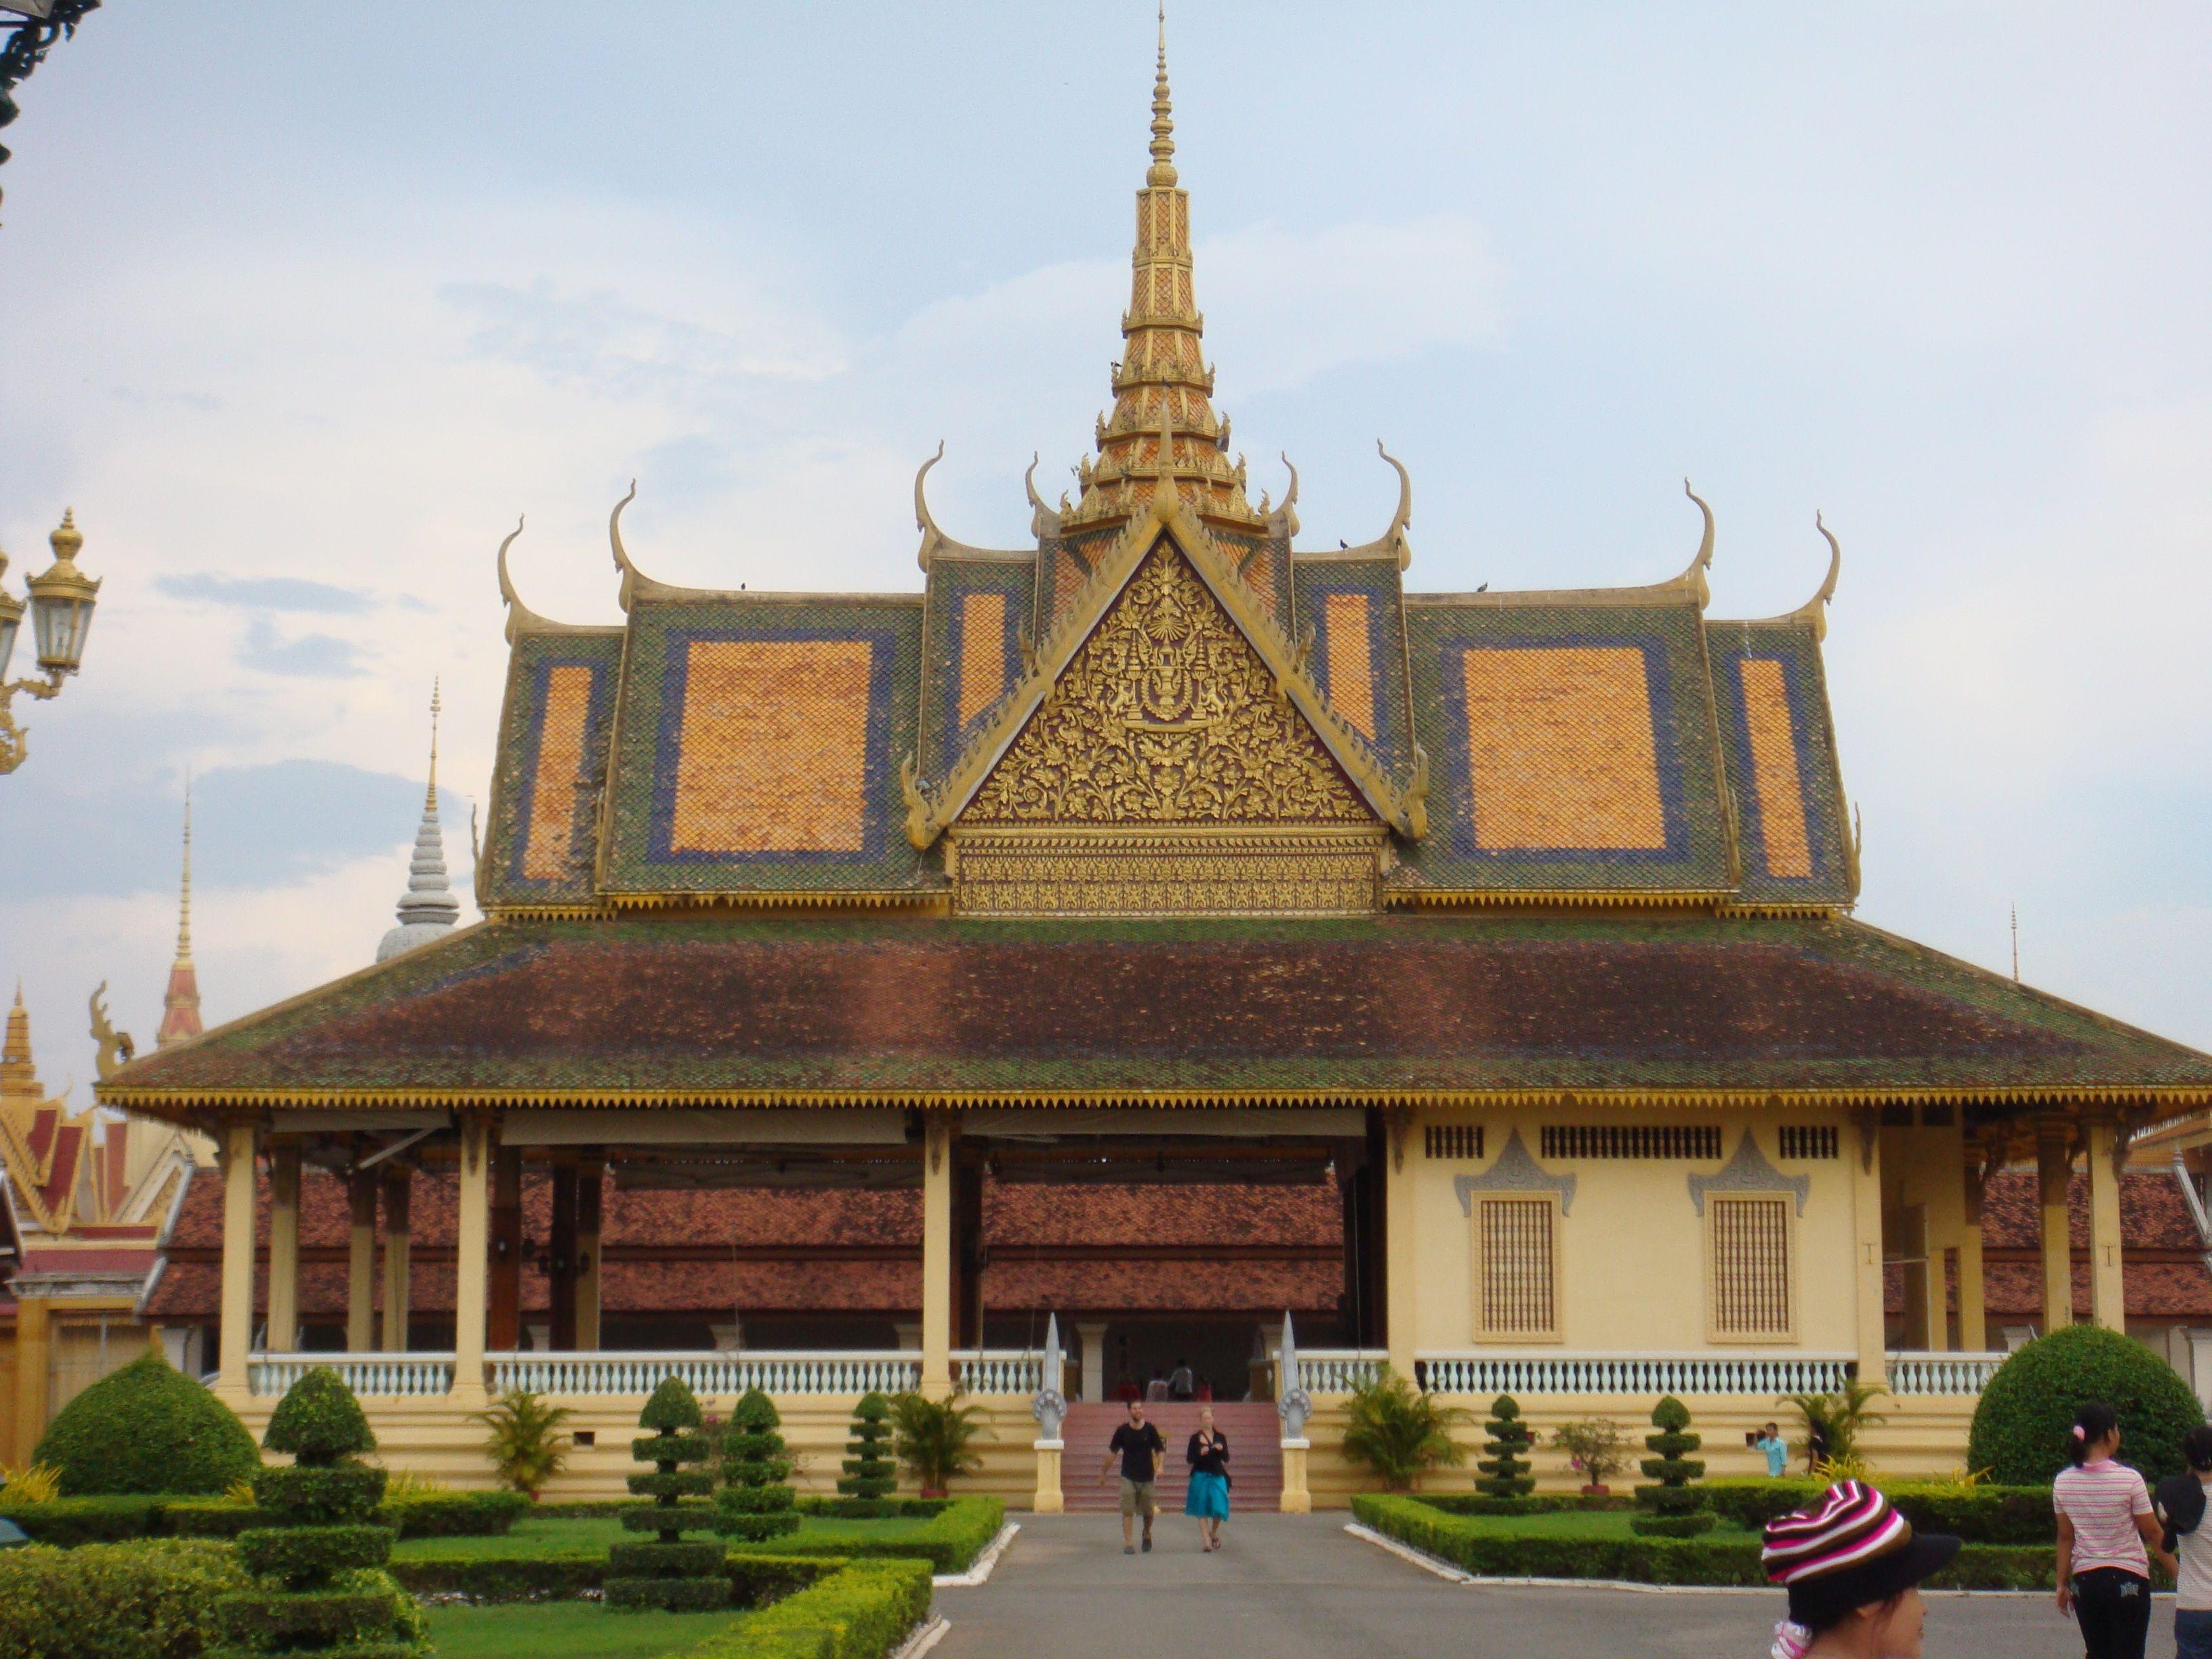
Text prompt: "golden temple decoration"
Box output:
[[953, 828, 1382, 918]]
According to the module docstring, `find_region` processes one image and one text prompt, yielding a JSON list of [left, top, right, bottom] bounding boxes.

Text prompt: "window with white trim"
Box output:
[[1708, 1195, 1794, 1339], [1476, 1196, 1558, 1338]]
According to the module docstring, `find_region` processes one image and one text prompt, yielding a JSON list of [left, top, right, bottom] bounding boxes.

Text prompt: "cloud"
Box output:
[[238, 618, 369, 678], [155, 573, 375, 613]]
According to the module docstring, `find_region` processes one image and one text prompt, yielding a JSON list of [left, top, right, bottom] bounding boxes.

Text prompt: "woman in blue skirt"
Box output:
[[1185, 1406, 1231, 1551]]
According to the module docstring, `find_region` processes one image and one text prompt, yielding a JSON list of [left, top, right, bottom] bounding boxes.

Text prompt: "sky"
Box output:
[[0, 2, 2207, 1088]]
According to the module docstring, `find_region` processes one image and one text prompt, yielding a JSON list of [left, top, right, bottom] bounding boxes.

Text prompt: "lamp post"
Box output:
[[1, 2, 100, 223], [0, 508, 101, 774]]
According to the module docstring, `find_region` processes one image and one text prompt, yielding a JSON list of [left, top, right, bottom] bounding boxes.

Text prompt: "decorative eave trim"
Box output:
[[95, 1082, 2212, 1122], [480, 903, 611, 921], [497, 517, 617, 644], [901, 470, 1427, 848], [913, 444, 1038, 569], [1717, 901, 1854, 920], [1723, 513, 1843, 644], [599, 890, 949, 913], [1386, 887, 1738, 912], [1406, 480, 1718, 613], [1328, 442, 1414, 570]]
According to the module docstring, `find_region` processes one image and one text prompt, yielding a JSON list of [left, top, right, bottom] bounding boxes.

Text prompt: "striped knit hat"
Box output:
[[1762, 1481, 1959, 1629]]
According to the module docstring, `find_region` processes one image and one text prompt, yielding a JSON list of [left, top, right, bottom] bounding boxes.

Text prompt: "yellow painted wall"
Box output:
[[1405, 1109, 1863, 1356]]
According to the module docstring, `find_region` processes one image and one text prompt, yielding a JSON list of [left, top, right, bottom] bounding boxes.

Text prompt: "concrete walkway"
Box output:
[[935, 1514, 2175, 1657]]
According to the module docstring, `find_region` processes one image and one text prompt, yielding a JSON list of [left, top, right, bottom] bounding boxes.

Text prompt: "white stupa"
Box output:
[[377, 680, 462, 963]]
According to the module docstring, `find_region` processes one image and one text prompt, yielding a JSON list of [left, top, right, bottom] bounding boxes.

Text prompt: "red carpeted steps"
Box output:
[[1059, 1401, 1283, 1513]]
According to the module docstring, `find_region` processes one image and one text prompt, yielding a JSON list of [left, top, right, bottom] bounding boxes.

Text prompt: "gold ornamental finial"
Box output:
[[49, 508, 83, 562], [427, 676, 442, 811], [175, 775, 193, 965], [1147, 1, 1176, 188]]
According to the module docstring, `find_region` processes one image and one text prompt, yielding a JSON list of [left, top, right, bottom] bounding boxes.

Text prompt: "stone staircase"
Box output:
[[1059, 1401, 1282, 1513]]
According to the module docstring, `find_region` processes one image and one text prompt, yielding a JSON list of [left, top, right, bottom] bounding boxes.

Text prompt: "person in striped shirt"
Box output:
[[2053, 1400, 2177, 1659]]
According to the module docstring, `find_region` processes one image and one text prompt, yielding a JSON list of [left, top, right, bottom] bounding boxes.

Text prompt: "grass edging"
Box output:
[[1351, 1496, 2060, 1591]]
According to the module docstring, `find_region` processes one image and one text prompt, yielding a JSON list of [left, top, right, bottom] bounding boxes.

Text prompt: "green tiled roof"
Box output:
[[101, 912, 2212, 1107]]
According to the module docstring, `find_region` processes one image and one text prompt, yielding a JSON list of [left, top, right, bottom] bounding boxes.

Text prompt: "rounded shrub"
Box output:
[[1969, 1323, 2205, 1486], [33, 1351, 259, 1496]]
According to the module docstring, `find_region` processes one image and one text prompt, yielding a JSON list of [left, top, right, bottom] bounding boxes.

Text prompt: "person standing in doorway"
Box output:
[[2053, 1401, 2173, 1659], [1168, 1357, 1196, 1401], [1101, 1398, 1166, 1555], [1185, 1405, 1230, 1552]]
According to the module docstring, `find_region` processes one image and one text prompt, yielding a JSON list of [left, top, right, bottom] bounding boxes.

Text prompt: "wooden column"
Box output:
[[2038, 1124, 2075, 1336], [216, 1120, 258, 1403], [489, 1144, 523, 1352], [951, 1145, 985, 1351], [2087, 1117, 2127, 1332], [346, 1160, 377, 1353], [451, 1116, 491, 1407], [1383, 1111, 1416, 1378], [13, 1295, 51, 1458], [548, 1160, 578, 1351], [1959, 1146, 1990, 1352], [1850, 1113, 1888, 1389], [380, 1167, 411, 1353], [921, 1115, 954, 1397], [574, 1158, 603, 1351], [266, 1141, 301, 1353]]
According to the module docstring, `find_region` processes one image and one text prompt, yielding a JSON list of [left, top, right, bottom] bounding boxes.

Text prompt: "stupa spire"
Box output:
[[1061, 4, 1262, 535], [376, 679, 462, 964], [155, 781, 203, 1047]]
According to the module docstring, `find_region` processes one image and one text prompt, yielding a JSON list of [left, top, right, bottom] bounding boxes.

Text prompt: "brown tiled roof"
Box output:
[[986, 1182, 1339, 1249], [1980, 1168, 2203, 1251], [102, 914, 2212, 1105]]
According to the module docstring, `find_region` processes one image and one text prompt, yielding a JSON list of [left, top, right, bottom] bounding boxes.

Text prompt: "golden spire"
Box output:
[[1061, 4, 1263, 537], [157, 781, 204, 1048], [427, 676, 441, 812], [175, 777, 193, 966]]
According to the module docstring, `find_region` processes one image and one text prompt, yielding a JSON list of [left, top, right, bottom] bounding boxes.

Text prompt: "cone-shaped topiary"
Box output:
[[715, 1387, 799, 1542], [1969, 1322, 2207, 1486], [1631, 1394, 1716, 1537], [33, 1350, 259, 1496], [605, 1376, 728, 1611], [210, 1366, 427, 1659], [838, 1391, 897, 1502], [1475, 1395, 1536, 1499]]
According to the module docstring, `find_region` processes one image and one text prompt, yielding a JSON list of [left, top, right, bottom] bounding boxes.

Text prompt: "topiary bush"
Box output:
[[1476, 1395, 1535, 1499], [210, 1366, 425, 1659], [605, 1376, 729, 1612], [1969, 1323, 2206, 1486], [716, 1388, 799, 1543], [0, 1538, 248, 1659], [33, 1352, 259, 1497], [1631, 1395, 1716, 1538], [838, 1391, 897, 1501]]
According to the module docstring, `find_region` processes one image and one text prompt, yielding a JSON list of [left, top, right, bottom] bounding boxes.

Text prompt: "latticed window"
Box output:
[[1709, 1197, 1793, 1338], [1477, 1197, 1557, 1338]]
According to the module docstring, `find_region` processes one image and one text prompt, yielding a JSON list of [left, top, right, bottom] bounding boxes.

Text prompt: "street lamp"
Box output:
[[1, 2, 100, 220], [0, 508, 101, 774]]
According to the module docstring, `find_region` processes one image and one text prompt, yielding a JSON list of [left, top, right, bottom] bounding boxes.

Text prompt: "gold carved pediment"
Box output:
[[962, 541, 1373, 828]]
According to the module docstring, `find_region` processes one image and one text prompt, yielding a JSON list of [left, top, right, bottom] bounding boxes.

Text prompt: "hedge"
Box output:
[[31, 1355, 259, 1498], [1418, 1493, 1632, 1516], [1702, 1478, 2055, 1544], [727, 1495, 1004, 1574], [386, 1550, 834, 1606], [0, 1496, 166, 1547], [1351, 1495, 2065, 1591], [679, 1560, 933, 1659], [0, 1538, 247, 1659], [1969, 1323, 2208, 1486], [5, 1488, 527, 1546]]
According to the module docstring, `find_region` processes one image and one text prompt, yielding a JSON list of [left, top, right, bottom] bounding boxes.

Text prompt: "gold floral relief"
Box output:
[[964, 543, 1373, 827]]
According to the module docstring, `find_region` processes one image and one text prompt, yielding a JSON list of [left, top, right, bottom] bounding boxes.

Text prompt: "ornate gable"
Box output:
[[949, 537, 1389, 917]]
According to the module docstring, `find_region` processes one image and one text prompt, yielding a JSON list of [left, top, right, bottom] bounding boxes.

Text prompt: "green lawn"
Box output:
[[392, 1514, 935, 1562], [422, 1601, 748, 1659], [1427, 1508, 1761, 1541]]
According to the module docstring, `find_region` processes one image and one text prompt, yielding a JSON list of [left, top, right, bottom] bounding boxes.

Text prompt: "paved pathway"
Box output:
[[937, 1514, 2178, 1657]]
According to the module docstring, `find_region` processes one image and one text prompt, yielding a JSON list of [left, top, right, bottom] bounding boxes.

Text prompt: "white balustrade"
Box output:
[[952, 1349, 1044, 1394], [1885, 1351, 2008, 1395], [1416, 1351, 1856, 1398], [1293, 1349, 1389, 1394], [486, 1350, 921, 1398], [248, 1352, 455, 1399]]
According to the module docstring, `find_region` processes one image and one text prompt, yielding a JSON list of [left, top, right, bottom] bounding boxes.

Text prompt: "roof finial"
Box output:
[[157, 775, 205, 1048], [176, 774, 193, 963], [1148, 1, 1177, 188], [427, 676, 441, 811]]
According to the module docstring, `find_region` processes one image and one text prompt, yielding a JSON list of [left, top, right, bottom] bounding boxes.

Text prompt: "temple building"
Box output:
[[100, 28, 2212, 1505]]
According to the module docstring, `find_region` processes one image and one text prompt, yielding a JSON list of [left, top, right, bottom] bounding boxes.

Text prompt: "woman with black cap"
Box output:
[[1761, 1480, 1960, 1658]]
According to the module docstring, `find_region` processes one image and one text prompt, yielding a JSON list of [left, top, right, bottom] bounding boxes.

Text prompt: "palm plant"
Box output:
[[1340, 1366, 1470, 1492], [1779, 1379, 1887, 1472], [888, 1391, 988, 1497], [472, 1387, 573, 1499]]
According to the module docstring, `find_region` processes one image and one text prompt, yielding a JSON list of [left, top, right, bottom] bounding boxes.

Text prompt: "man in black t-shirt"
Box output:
[[1100, 1398, 1167, 1554]]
